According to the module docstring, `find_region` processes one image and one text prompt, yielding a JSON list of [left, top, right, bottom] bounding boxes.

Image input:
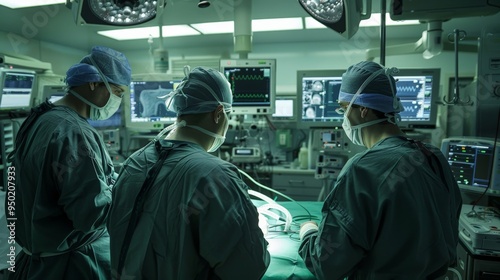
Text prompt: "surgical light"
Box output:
[[67, 0, 166, 26], [298, 0, 371, 39]]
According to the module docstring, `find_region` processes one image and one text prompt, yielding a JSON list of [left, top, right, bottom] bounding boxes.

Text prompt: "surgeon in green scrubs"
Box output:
[[298, 61, 462, 279], [5, 46, 131, 280], [107, 66, 270, 280]]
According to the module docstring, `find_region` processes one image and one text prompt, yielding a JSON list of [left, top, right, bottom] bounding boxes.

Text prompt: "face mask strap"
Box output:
[[155, 120, 187, 140]]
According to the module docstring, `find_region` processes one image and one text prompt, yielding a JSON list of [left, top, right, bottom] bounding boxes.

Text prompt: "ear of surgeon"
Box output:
[[160, 66, 233, 152]]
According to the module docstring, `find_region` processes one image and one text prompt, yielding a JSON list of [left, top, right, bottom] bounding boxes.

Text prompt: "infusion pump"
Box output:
[[232, 147, 261, 163]]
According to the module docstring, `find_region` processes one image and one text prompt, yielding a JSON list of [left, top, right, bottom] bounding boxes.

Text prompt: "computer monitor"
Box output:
[[124, 73, 183, 133], [41, 84, 66, 103], [297, 70, 345, 129], [272, 96, 296, 122], [441, 137, 500, 195], [220, 59, 276, 115], [393, 68, 440, 129], [0, 68, 36, 111]]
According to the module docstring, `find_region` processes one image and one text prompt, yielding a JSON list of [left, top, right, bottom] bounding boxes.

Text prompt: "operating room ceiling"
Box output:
[[0, 0, 499, 52]]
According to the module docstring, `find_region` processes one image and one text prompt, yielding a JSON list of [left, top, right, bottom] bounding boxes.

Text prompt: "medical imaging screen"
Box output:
[[394, 75, 433, 122], [300, 77, 343, 123], [223, 66, 272, 107], [1, 72, 35, 109], [130, 80, 181, 123]]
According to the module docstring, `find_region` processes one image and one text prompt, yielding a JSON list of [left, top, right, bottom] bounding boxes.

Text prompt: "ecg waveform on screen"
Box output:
[[233, 74, 265, 80], [403, 106, 418, 113], [395, 80, 423, 98], [397, 86, 420, 93], [233, 93, 268, 99]]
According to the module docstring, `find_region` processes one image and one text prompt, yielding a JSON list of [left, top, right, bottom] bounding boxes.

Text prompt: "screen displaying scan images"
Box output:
[[299, 75, 344, 128], [130, 80, 179, 121], [124, 74, 183, 133], [0, 69, 36, 110]]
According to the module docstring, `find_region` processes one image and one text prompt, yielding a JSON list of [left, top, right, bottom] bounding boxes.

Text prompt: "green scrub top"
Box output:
[[5, 102, 114, 280], [299, 136, 462, 280], [108, 140, 270, 279]]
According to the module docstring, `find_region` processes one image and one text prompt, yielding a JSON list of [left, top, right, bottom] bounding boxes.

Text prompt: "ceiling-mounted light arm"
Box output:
[[234, 0, 252, 59], [380, 0, 386, 66], [298, 0, 372, 39], [422, 21, 444, 59], [152, 12, 169, 73]]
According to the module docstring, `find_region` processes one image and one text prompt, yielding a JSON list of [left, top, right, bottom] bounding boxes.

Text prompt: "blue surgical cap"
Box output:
[[338, 61, 403, 113], [166, 66, 232, 116], [65, 46, 131, 87]]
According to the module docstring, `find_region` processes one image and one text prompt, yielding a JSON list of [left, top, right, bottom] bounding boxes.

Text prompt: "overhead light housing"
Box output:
[[298, 0, 371, 39], [0, 0, 65, 9], [67, 0, 166, 26]]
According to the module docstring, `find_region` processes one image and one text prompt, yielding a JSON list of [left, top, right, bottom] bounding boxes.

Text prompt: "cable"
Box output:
[[239, 169, 315, 221]]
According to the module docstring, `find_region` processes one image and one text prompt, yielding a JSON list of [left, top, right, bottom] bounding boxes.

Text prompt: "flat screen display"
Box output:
[[221, 59, 276, 115], [124, 73, 183, 132], [0, 69, 36, 110], [297, 70, 345, 129], [393, 69, 440, 129], [441, 137, 500, 194]]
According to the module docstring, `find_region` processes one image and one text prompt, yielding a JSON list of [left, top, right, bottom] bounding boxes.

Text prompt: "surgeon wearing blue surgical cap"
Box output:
[[298, 61, 462, 279], [5, 46, 131, 280], [107, 66, 270, 279]]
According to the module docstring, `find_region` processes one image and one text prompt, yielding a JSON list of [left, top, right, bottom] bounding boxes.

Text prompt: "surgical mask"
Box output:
[[69, 89, 122, 120], [342, 114, 387, 146], [186, 111, 229, 152]]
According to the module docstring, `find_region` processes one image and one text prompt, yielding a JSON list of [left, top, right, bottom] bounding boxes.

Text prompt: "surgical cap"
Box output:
[[338, 61, 403, 113], [166, 66, 232, 116], [65, 46, 132, 87]]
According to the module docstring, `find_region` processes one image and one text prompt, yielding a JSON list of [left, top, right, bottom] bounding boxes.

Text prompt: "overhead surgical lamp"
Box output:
[[298, 0, 371, 39], [67, 0, 166, 26]]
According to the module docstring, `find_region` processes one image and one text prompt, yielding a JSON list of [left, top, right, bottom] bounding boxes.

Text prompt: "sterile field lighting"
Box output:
[[67, 0, 166, 26]]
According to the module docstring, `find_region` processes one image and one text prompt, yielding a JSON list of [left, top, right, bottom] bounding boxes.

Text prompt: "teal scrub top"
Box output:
[[108, 140, 270, 279], [299, 136, 462, 280], [5, 102, 114, 280]]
